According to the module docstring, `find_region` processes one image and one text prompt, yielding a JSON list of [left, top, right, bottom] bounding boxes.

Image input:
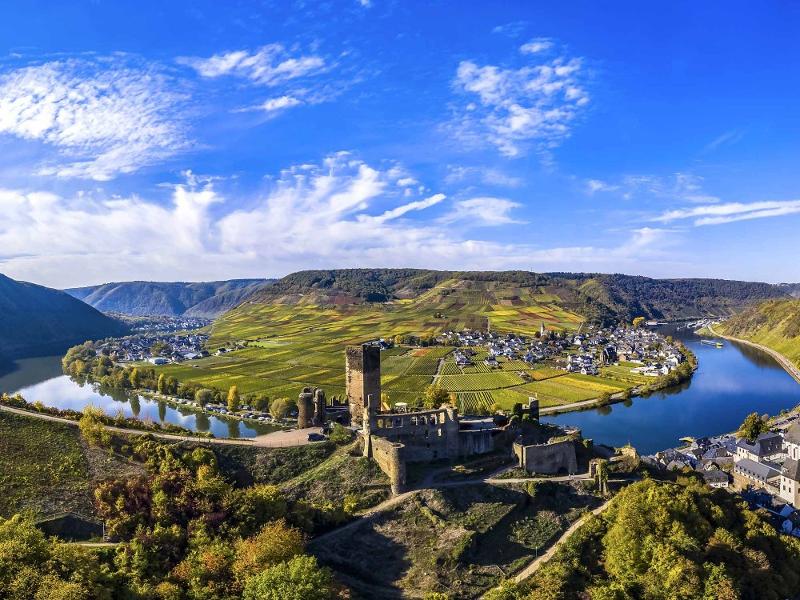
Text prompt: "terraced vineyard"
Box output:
[[155, 276, 644, 411]]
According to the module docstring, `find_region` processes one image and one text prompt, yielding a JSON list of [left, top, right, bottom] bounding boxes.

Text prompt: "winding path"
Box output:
[[0, 403, 322, 448]]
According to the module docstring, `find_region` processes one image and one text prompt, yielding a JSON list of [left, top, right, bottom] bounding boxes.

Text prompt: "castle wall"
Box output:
[[515, 439, 577, 475], [370, 436, 406, 494]]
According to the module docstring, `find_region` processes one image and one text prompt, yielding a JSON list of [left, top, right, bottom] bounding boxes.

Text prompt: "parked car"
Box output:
[[307, 433, 326, 442]]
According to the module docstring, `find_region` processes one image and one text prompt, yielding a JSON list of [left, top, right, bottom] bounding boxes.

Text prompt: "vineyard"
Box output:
[[154, 275, 645, 412]]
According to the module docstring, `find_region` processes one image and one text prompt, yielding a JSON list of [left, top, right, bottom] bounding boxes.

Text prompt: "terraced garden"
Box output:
[[154, 278, 645, 412]]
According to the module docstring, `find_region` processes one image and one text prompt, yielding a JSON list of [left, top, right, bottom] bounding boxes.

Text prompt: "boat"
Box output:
[[701, 340, 724, 348]]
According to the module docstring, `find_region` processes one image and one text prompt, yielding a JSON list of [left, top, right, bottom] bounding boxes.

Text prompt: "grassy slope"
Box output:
[[719, 299, 800, 367], [0, 411, 143, 518], [156, 277, 591, 410], [314, 482, 601, 598]]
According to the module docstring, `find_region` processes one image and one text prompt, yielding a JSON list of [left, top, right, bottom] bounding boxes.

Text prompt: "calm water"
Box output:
[[543, 326, 800, 454], [0, 356, 273, 438]]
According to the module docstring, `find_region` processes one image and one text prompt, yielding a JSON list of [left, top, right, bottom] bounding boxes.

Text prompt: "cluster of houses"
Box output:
[[439, 324, 685, 377], [125, 315, 210, 334], [646, 417, 800, 538], [95, 331, 209, 365]]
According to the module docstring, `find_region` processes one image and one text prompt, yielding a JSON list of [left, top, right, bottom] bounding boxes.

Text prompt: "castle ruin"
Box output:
[[297, 387, 326, 428], [346, 344, 381, 423]]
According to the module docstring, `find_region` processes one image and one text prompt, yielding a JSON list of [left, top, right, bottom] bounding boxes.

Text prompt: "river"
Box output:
[[543, 325, 800, 454], [3, 327, 800, 449], [0, 356, 275, 439]]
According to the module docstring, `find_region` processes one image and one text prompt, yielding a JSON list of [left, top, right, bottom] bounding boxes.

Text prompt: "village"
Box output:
[[441, 323, 686, 377], [95, 329, 210, 364], [645, 410, 800, 538]]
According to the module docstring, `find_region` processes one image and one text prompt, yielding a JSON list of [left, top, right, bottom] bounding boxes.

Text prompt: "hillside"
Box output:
[[552, 272, 786, 321], [719, 298, 800, 368], [0, 273, 128, 358], [66, 278, 273, 317]]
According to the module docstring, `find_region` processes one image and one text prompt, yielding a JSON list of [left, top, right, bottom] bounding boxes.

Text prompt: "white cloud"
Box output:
[[654, 199, 800, 226], [440, 196, 523, 226], [586, 179, 619, 194], [178, 45, 326, 86], [0, 153, 677, 287], [520, 38, 553, 54], [445, 165, 522, 187], [449, 43, 590, 158], [0, 57, 189, 180]]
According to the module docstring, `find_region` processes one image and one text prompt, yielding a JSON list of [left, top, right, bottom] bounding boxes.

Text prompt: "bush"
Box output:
[[242, 556, 335, 600]]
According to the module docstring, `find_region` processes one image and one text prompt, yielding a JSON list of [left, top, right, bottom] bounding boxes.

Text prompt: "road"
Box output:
[[0, 403, 323, 448], [708, 324, 800, 385]]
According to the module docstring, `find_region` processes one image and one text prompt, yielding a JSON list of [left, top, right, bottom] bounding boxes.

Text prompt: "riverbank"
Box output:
[[708, 324, 800, 385]]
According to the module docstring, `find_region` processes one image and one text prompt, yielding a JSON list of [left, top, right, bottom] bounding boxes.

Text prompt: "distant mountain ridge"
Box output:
[[719, 298, 800, 368], [244, 268, 787, 322], [66, 279, 273, 317], [0, 273, 128, 359]]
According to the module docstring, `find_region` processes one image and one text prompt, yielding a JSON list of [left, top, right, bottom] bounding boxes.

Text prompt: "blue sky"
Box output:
[[0, 0, 799, 288]]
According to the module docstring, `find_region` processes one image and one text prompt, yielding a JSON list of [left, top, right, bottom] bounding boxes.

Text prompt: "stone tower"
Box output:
[[346, 344, 381, 423], [297, 387, 314, 429], [313, 388, 326, 426]]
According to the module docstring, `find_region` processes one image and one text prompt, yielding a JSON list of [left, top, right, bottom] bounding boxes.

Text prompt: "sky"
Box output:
[[0, 0, 799, 288]]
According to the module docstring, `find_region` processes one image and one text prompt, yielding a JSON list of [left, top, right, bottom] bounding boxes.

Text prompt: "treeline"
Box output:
[[488, 475, 800, 600], [0, 434, 351, 600], [62, 342, 296, 419], [0, 393, 207, 438], [639, 342, 697, 396]]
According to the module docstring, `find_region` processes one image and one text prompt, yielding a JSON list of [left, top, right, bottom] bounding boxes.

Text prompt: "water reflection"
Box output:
[[544, 326, 800, 454], [2, 364, 274, 439]]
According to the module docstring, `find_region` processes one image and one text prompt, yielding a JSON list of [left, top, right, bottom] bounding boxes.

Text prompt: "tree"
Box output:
[[157, 373, 167, 395], [242, 555, 335, 600], [252, 394, 270, 412], [233, 520, 305, 582], [270, 397, 290, 420], [195, 388, 214, 407], [79, 406, 111, 447], [228, 386, 241, 412], [129, 367, 141, 389], [166, 376, 179, 395], [738, 412, 770, 442], [423, 383, 449, 409], [632, 316, 645, 328]]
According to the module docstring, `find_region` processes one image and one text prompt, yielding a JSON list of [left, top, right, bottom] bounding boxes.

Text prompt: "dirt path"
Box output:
[[708, 324, 800, 385], [506, 498, 614, 587], [0, 404, 322, 448]]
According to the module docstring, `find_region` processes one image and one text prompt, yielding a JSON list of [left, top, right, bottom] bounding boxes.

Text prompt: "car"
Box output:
[[307, 433, 326, 442]]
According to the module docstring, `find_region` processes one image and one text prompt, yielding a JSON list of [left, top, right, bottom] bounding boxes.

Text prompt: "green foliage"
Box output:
[[242, 555, 335, 600], [737, 412, 770, 442], [194, 388, 214, 406], [269, 397, 291, 419], [78, 405, 112, 447], [423, 383, 450, 409], [510, 512, 562, 550], [516, 478, 800, 600], [329, 423, 354, 445]]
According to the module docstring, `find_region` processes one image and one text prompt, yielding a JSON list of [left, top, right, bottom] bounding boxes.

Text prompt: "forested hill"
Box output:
[[66, 279, 273, 317], [719, 298, 800, 367], [0, 274, 128, 359], [243, 268, 786, 322], [555, 273, 786, 321]]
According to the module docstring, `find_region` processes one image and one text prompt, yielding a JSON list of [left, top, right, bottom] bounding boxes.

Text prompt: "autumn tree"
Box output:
[[79, 405, 111, 447], [632, 316, 645, 328], [157, 373, 167, 394], [738, 412, 770, 442], [233, 520, 305, 583], [270, 398, 291, 420], [423, 383, 449, 409], [227, 385, 241, 412]]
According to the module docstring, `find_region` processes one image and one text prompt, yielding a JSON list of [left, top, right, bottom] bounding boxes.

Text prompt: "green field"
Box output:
[[154, 277, 644, 411]]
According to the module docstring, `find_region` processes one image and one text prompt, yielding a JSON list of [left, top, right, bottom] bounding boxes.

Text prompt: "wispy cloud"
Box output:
[[448, 40, 590, 158], [586, 179, 619, 194], [703, 129, 744, 154], [177, 45, 326, 86], [445, 165, 523, 188], [0, 152, 673, 287], [440, 197, 524, 226], [654, 199, 800, 226], [0, 57, 189, 180], [519, 38, 553, 54], [585, 172, 720, 203]]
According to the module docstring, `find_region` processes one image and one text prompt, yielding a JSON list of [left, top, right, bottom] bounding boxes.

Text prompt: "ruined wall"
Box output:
[[346, 344, 381, 422], [370, 406, 463, 461], [370, 436, 407, 494], [297, 388, 314, 429], [515, 439, 578, 475]]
